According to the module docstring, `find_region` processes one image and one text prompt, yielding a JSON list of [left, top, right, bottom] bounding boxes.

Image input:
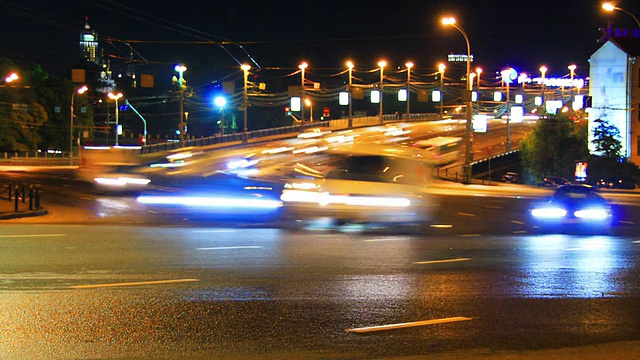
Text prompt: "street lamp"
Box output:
[[568, 64, 577, 106], [442, 16, 473, 183], [405, 61, 413, 121], [603, 2, 640, 28], [108, 92, 123, 146], [476, 67, 483, 89], [346, 61, 354, 128], [241, 63, 251, 143], [378, 60, 387, 124], [70, 85, 88, 159], [438, 63, 446, 118], [304, 98, 313, 122], [173, 64, 187, 145], [501, 68, 514, 151], [539, 65, 547, 111], [299, 62, 308, 132]]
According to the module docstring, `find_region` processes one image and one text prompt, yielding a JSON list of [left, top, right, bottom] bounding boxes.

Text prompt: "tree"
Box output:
[[519, 113, 589, 184], [591, 118, 622, 159]]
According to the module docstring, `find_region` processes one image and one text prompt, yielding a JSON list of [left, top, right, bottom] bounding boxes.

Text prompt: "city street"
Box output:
[[1, 223, 640, 359]]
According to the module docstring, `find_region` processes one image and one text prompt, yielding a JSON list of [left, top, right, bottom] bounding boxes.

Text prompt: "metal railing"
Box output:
[[0, 183, 43, 212]]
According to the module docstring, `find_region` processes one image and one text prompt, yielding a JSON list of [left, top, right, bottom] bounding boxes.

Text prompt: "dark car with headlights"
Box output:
[[529, 184, 612, 234]]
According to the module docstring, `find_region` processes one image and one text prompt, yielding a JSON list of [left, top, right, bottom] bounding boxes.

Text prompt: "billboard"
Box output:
[[589, 41, 629, 157]]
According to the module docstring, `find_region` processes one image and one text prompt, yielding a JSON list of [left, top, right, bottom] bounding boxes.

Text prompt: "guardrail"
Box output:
[[471, 150, 520, 177]]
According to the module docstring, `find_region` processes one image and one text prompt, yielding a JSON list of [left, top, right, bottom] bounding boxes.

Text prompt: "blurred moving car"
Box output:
[[297, 127, 331, 139], [279, 144, 437, 232], [529, 184, 613, 233], [539, 176, 570, 188], [501, 172, 518, 183], [412, 136, 462, 166], [596, 177, 637, 190]]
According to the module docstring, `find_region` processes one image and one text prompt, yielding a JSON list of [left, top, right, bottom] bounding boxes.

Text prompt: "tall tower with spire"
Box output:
[[80, 17, 99, 64]]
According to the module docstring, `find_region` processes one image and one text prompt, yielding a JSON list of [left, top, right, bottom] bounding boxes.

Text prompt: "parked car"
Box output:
[[596, 177, 637, 190], [501, 172, 518, 183], [539, 176, 570, 188]]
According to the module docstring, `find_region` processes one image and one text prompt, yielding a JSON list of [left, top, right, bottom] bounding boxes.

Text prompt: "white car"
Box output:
[[280, 144, 437, 232]]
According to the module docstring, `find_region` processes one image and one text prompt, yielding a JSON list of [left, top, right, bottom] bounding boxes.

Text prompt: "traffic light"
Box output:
[[140, 136, 146, 145], [285, 106, 292, 116]]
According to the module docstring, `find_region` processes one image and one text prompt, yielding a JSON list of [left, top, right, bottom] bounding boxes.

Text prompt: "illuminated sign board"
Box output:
[[516, 72, 584, 89], [473, 114, 488, 133], [447, 54, 474, 63], [290, 97, 301, 111], [432, 90, 441, 102], [339, 92, 349, 105], [398, 89, 407, 102], [370, 90, 380, 104]]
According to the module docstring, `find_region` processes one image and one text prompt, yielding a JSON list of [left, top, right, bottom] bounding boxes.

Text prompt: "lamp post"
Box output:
[[405, 61, 413, 121], [568, 64, 577, 105], [70, 85, 88, 159], [438, 63, 446, 119], [501, 68, 513, 151], [304, 98, 313, 122], [539, 65, 547, 112], [214, 95, 227, 137], [299, 62, 308, 132], [346, 61, 354, 128], [241, 64, 251, 143], [603, 2, 640, 27], [378, 60, 386, 124], [476, 67, 482, 89], [442, 17, 473, 183], [173, 64, 187, 145], [107, 92, 123, 146]]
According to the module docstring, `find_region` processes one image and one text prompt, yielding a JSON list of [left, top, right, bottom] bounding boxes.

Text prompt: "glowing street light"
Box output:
[[539, 65, 548, 109], [405, 61, 413, 121], [70, 85, 88, 159], [378, 60, 387, 124], [299, 61, 308, 132], [442, 16, 473, 182], [603, 2, 640, 28], [438, 63, 446, 118], [346, 61, 354, 128], [241, 63, 251, 143], [476, 67, 483, 89], [304, 98, 313, 122], [214, 95, 227, 137], [108, 92, 123, 146]]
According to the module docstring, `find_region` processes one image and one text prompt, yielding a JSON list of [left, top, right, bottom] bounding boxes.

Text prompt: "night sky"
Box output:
[[2, 0, 640, 84]]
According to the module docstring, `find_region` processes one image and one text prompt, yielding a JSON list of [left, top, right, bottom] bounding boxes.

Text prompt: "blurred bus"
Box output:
[[412, 136, 462, 166]]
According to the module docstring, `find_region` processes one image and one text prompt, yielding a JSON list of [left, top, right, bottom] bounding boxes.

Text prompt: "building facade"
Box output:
[[589, 37, 640, 165]]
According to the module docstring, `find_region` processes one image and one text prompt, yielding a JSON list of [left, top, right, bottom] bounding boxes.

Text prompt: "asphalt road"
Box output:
[[1, 223, 640, 359]]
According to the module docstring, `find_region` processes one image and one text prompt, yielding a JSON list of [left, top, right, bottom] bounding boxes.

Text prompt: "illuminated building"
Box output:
[[80, 17, 99, 64], [589, 36, 640, 164]]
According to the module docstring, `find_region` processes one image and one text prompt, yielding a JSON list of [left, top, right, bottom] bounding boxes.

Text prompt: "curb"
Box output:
[[0, 208, 48, 220]]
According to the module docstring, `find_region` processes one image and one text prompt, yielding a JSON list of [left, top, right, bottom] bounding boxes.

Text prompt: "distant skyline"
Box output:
[[1, 0, 640, 86]]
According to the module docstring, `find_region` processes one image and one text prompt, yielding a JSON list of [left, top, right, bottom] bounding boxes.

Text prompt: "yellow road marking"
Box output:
[[0, 234, 66, 238], [511, 220, 525, 224], [460, 234, 480, 237], [346, 316, 472, 333], [456, 212, 476, 217], [430, 224, 453, 228], [70, 278, 199, 289], [413, 258, 471, 265]]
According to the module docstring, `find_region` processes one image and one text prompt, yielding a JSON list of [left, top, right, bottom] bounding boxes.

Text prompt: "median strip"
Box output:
[[70, 278, 199, 289], [346, 316, 472, 333], [413, 258, 471, 265]]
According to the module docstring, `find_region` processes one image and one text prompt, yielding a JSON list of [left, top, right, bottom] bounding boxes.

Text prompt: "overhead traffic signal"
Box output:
[[285, 106, 292, 116]]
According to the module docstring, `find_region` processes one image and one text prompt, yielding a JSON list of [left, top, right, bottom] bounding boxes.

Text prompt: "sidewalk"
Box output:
[[0, 196, 48, 220]]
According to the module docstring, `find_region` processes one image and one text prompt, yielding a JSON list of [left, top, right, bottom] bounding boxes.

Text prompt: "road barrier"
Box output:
[[1, 183, 43, 212]]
